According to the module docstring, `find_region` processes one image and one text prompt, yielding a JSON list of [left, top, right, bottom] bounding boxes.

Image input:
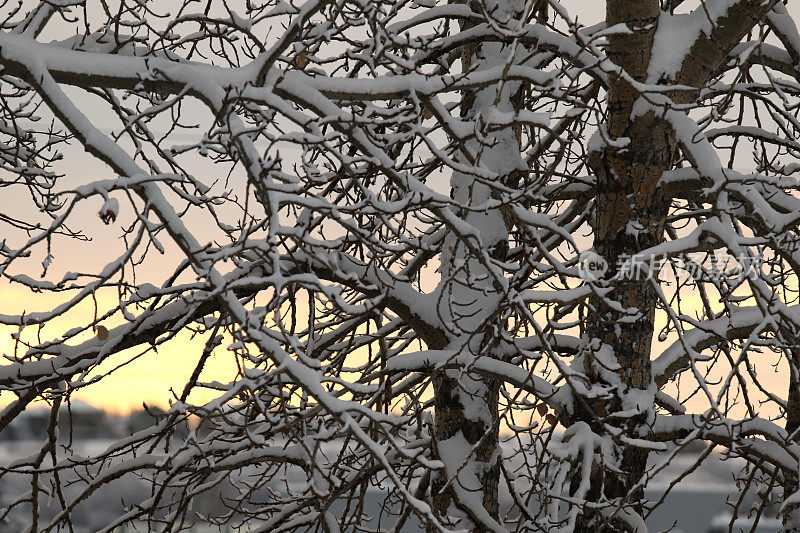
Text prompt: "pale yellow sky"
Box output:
[[0, 283, 238, 413]]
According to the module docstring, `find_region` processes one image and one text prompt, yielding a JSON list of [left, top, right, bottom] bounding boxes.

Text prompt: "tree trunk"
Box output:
[[431, 373, 502, 531], [429, 1, 525, 530], [575, 0, 671, 529]]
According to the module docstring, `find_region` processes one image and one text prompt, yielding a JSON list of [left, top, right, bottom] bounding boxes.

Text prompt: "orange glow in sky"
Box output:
[[0, 282, 237, 414]]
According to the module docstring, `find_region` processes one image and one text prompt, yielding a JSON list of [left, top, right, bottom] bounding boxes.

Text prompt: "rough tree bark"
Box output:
[[575, 0, 669, 529], [577, 0, 781, 530], [430, 1, 525, 530]]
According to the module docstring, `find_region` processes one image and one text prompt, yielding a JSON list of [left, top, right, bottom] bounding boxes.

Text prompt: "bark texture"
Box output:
[[576, 1, 668, 529], [429, 1, 525, 530], [576, 1, 781, 530]]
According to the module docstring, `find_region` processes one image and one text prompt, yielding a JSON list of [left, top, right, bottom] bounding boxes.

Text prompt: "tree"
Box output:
[[2, 0, 800, 531]]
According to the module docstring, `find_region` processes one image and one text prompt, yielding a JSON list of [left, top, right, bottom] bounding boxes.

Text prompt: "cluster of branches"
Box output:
[[2, 0, 800, 531]]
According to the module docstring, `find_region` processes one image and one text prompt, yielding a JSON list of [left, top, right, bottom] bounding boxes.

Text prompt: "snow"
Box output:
[[2, 0, 800, 531], [768, 3, 800, 62], [436, 432, 506, 533], [648, 13, 700, 82], [632, 95, 727, 190], [652, 305, 800, 385], [97, 197, 119, 224]]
